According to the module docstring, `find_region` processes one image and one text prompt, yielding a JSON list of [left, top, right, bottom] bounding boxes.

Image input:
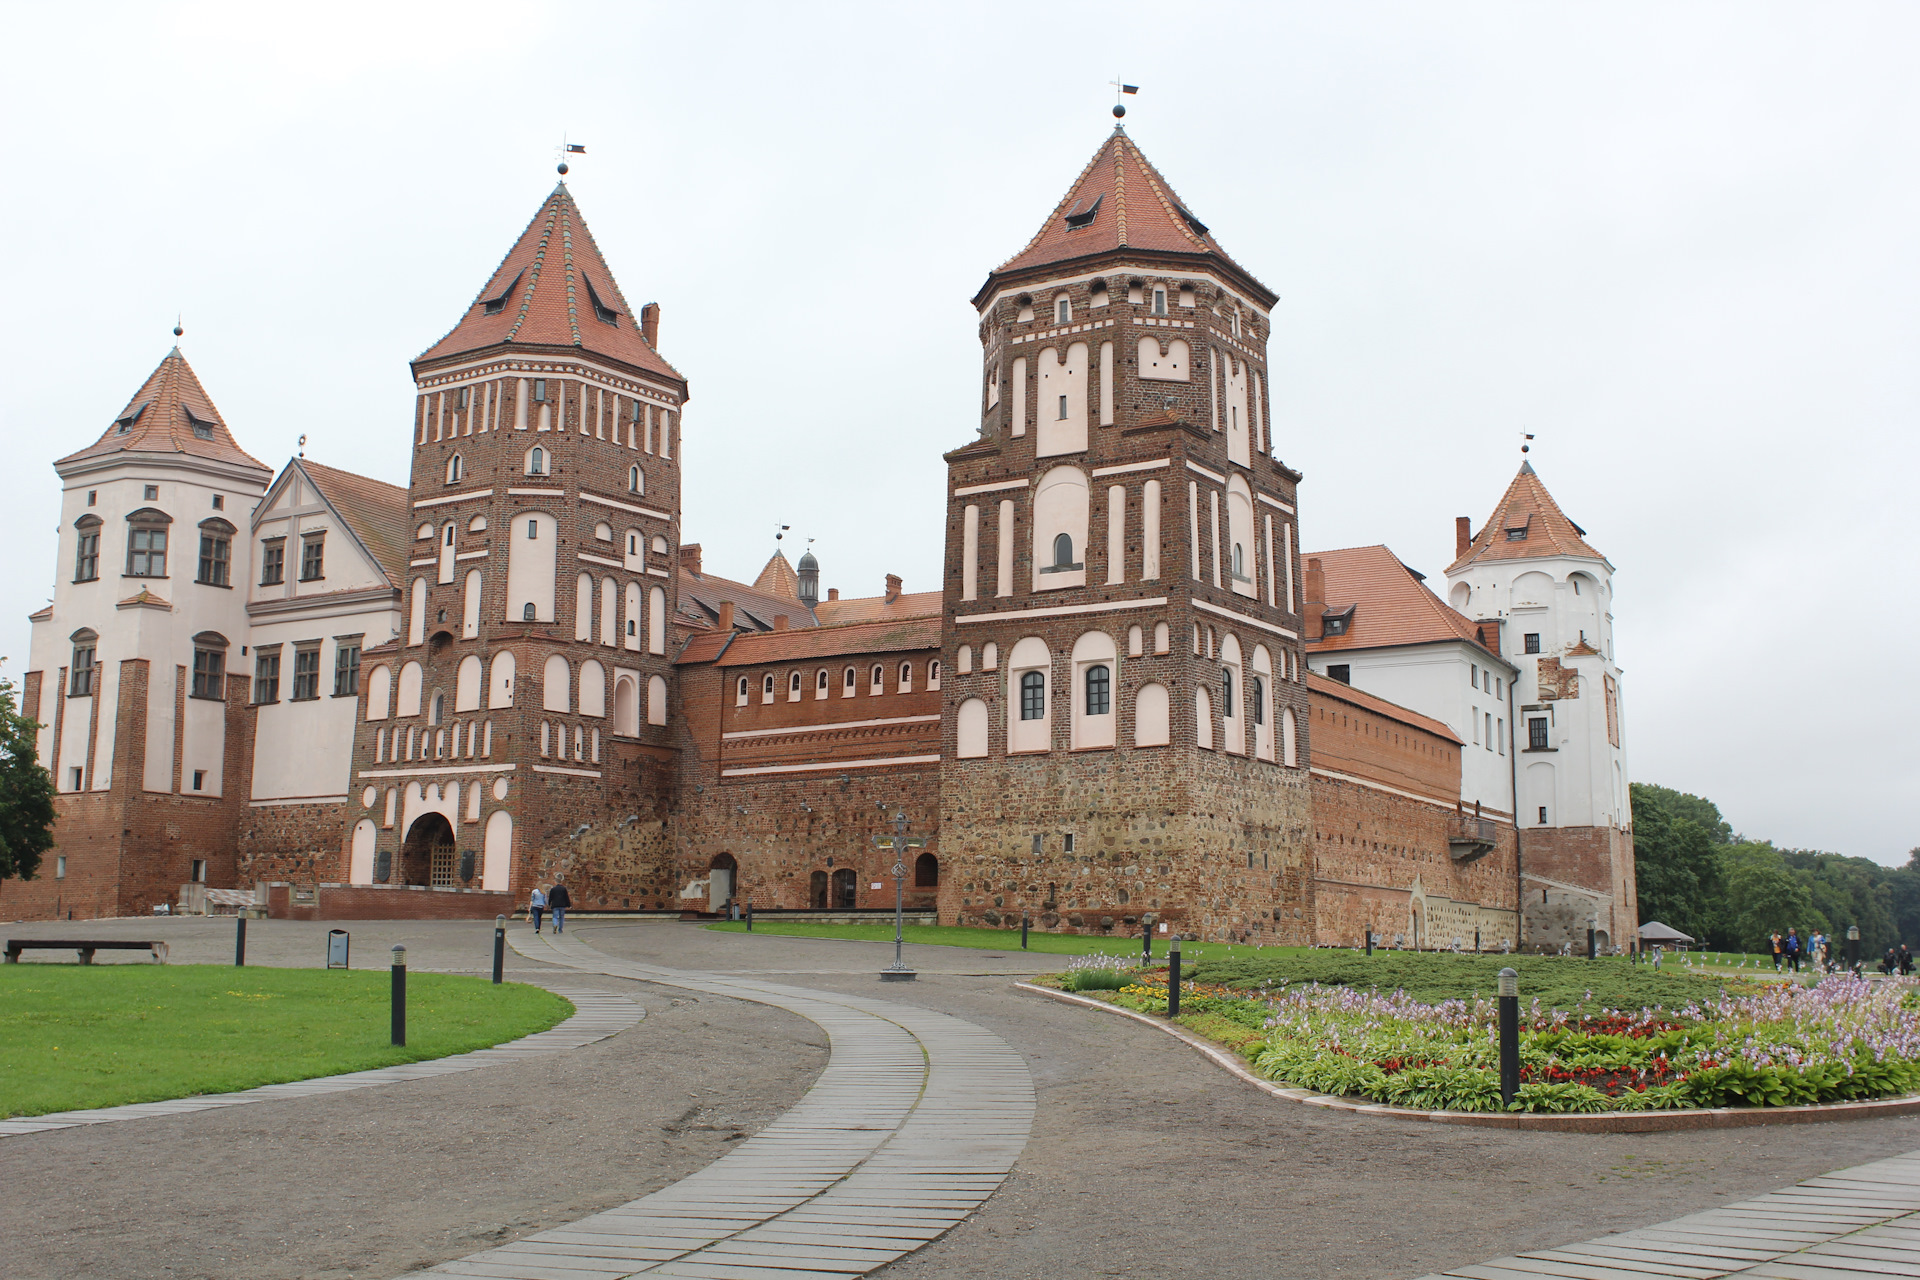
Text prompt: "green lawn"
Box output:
[[0, 964, 572, 1118], [709, 919, 1336, 962]]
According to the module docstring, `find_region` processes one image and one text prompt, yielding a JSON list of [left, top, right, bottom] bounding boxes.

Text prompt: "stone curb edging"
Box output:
[[1017, 981, 1920, 1133], [0, 987, 642, 1139]]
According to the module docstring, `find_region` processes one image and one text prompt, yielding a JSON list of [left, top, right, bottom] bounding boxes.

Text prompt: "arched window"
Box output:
[[927, 659, 941, 690], [898, 661, 913, 691], [762, 673, 775, 702], [843, 666, 856, 696], [1053, 533, 1074, 568], [527, 446, 546, 475], [816, 669, 829, 696], [1232, 543, 1245, 578], [914, 853, 939, 887], [1252, 676, 1265, 725], [430, 692, 444, 726], [447, 453, 463, 483], [627, 465, 642, 494], [1020, 671, 1045, 720], [788, 671, 802, 701], [736, 676, 749, 706], [1223, 666, 1234, 710], [125, 508, 171, 578], [870, 663, 884, 695], [1084, 665, 1110, 716], [73, 515, 102, 582]]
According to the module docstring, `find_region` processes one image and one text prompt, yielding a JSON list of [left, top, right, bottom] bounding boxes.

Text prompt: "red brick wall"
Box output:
[[1520, 824, 1636, 951]]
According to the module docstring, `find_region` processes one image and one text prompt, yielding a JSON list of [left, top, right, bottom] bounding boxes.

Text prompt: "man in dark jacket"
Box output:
[[1784, 929, 1801, 973], [548, 879, 572, 934], [1900, 943, 1913, 977]]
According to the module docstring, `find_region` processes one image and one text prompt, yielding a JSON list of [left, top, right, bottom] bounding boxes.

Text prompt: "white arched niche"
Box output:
[[1252, 644, 1275, 762], [614, 673, 638, 735], [349, 819, 376, 884], [647, 674, 667, 725], [1134, 681, 1170, 747], [1035, 341, 1088, 457], [1030, 466, 1089, 592], [957, 697, 989, 759], [1282, 706, 1299, 767], [455, 654, 482, 712], [1006, 635, 1052, 754], [1220, 633, 1246, 756], [543, 654, 571, 712], [1137, 335, 1190, 381], [1069, 630, 1117, 751], [579, 659, 606, 718], [397, 661, 424, 717], [1226, 475, 1256, 599], [482, 809, 513, 890], [488, 650, 515, 708], [462, 568, 482, 638], [1196, 685, 1215, 750], [508, 512, 558, 623], [365, 664, 392, 720]]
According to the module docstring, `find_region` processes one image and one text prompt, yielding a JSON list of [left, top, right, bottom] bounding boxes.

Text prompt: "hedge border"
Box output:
[[1017, 982, 1920, 1133]]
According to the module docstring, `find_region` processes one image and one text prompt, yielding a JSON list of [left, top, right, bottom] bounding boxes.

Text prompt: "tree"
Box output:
[[0, 674, 56, 882], [1719, 842, 1828, 951], [1631, 783, 1722, 942]]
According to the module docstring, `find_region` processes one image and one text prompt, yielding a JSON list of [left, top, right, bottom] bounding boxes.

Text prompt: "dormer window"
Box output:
[[583, 276, 621, 326], [114, 401, 149, 435], [1063, 194, 1102, 229], [1504, 513, 1531, 541], [184, 405, 217, 440], [1505, 526, 1528, 541], [481, 269, 523, 316], [1173, 204, 1208, 236]]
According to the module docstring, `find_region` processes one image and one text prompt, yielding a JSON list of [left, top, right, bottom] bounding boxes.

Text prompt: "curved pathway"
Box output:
[[423, 931, 1034, 1279], [0, 987, 640, 1139]]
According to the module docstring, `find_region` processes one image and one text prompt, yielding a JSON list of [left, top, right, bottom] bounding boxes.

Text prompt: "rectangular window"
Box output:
[[211, 494, 224, 511], [191, 647, 225, 699], [1064, 832, 1076, 854], [1538, 806, 1549, 825], [1470, 664, 1478, 688], [254, 649, 281, 704], [74, 528, 99, 581], [87, 490, 96, 506], [1152, 288, 1167, 315], [299, 534, 325, 581], [1326, 664, 1350, 684], [70, 646, 96, 697], [290, 646, 321, 700], [1497, 717, 1505, 755], [334, 642, 361, 696], [197, 532, 231, 586], [1524, 633, 1541, 654], [532, 379, 548, 401], [191, 771, 205, 792], [1485, 711, 1493, 750], [68, 768, 82, 791], [260, 540, 285, 585], [144, 484, 158, 501], [1058, 394, 1068, 419], [126, 525, 167, 577], [1528, 717, 1549, 751], [56, 855, 68, 878], [191, 858, 206, 881], [1056, 298, 1070, 325]]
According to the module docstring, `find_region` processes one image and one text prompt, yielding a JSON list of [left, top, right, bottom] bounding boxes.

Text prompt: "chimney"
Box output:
[[717, 601, 734, 632], [1303, 557, 1328, 640], [827, 588, 839, 602], [1455, 517, 1472, 560], [884, 573, 902, 604], [678, 542, 702, 576], [773, 614, 789, 631], [639, 302, 660, 349]]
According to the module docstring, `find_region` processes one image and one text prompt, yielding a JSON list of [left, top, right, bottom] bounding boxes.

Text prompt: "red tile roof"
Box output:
[[1305, 544, 1500, 657], [415, 184, 683, 384], [60, 348, 270, 474], [985, 128, 1272, 303], [752, 550, 799, 599], [677, 566, 817, 633], [674, 630, 736, 666], [1307, 671, 1461, 744], [297, 459, 410, 589], [811, 590, 942, 628], [716, 616, 941, 668], [1447, 463, 1606, 573]]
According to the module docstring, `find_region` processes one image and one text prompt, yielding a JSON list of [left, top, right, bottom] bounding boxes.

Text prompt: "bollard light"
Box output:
[[1168, 936, 1183, 1018], [1497, 966, 1519, 1106], [1021, 913, 1029, 951], [235, 915, 247, 967], [391, 944, 408, 1047], [492, 915, 506, 985]]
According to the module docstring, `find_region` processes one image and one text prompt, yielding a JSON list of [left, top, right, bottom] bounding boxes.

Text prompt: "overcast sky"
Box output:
[[3, 3, 1914, 863]]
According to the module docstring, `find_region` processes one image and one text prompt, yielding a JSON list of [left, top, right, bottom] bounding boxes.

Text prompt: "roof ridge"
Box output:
[[1113, 131, 1129, 245], [994, 134, 1117, 275]]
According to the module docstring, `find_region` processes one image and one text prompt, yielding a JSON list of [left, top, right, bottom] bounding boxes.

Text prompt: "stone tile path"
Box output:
[[0, 988, 640, 1138], [1414, 1149, 1920, 1279], [421, 931, 1035, 1279]]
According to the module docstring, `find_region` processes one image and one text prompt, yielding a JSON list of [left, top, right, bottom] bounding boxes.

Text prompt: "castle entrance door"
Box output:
[[401, 813, 455, 887], [832, 867, 857, 909], [809, 870, 829, 909]]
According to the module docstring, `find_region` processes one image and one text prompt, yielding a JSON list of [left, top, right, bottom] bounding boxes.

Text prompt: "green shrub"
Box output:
[[1175, 1012, 1267, 1060], [1066, 967, 1130, 992]]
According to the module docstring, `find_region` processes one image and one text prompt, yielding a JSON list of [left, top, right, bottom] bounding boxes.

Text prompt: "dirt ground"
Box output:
[[4, 917, 1918, 1280]]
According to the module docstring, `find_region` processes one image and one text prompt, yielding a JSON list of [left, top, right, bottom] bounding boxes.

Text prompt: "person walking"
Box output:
[[1900, 943, 1913, 976], [528, 885, 547, 934], [1770, 932, 1783, 971], [1785, 928, 1801, 974], [548, 878, 572, 934]]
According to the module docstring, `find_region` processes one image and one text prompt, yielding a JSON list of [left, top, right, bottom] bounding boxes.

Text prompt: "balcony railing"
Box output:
[[1448, 817, 1497, 862]]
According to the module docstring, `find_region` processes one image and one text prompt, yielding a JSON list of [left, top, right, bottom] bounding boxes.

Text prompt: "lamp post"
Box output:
[[1847, 924, 1860, 973], [874, 811, 919, 982], [1167, 936, 1183, 1018], [492, 915, 505, 984], [1498, 967, 1520, 1107], [391, 944, 408, 1047], [1586, 917, 1597, 961]]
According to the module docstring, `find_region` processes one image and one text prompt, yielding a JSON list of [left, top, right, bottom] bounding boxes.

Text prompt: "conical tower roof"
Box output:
[[59, 347, 269, 474], [753, 550, 799, 599], [1448, 462, 1607, 573], [416, 183, 683, 384], [977, 128, 1274, 307]]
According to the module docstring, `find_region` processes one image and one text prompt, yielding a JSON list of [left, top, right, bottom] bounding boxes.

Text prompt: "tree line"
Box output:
[[1633, 782, 1919, 954]]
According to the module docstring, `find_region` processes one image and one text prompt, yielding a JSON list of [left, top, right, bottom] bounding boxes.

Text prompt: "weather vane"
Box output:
[[172, 313, 183, 339], [774, 523, 790, 545], [1110, 76, 1138, 119], [556, 136, 586, 176], [298, 434, 307, 459], [1521, 431, 1534, 457]]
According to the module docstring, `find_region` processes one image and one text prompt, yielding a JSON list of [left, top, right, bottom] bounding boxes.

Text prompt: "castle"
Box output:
[[5, 129, 1635, 948]]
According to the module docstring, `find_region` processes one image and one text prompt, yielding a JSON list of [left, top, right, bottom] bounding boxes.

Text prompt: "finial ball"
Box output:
[[172, 324, 183, 337], [1521, 444, 1530, 454], [1112, 103, 1127, 119], [557, 161, 569, 176]]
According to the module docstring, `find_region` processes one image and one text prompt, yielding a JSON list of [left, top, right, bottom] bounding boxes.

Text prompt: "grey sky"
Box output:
[[4, 3, 1913, 862]]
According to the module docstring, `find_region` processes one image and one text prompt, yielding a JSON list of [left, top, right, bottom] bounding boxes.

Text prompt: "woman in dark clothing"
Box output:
[[548, 879, 573, 934]]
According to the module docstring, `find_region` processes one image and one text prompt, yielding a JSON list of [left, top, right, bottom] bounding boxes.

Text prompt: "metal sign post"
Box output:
[[873, 812, 922, 982]]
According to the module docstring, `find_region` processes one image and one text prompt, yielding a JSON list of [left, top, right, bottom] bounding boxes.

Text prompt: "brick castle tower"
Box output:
[[347, 182, 689, 907], [937, 128, 1314, 942]]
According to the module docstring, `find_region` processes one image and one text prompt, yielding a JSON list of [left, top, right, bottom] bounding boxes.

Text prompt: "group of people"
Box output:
[[1768, 928, 1914, 976], [527, 879, 572, 934]]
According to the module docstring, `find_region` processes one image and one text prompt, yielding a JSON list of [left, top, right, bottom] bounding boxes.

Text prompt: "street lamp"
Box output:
[[1847, 924, 1860, 972], [874, 811, 919, 982]]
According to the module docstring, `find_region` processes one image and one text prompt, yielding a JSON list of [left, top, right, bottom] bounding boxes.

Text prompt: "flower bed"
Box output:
[[1048, 966, 1920, 1114]]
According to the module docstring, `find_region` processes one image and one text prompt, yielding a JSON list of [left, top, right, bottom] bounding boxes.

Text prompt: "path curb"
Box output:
[[1017, 981, 1920, 1133]]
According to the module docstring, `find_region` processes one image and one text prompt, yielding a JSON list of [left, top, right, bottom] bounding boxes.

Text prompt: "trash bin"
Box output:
[[327, 929, 350, 970]]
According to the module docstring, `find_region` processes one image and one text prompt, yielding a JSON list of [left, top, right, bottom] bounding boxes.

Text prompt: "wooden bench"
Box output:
[[4, 939, 169, 964]]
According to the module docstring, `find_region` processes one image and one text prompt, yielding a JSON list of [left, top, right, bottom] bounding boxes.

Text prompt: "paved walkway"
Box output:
[[1416, 1149, 1920, 1279], [423, 931, 1035, 1279], [0, 987, 641, 1138]]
